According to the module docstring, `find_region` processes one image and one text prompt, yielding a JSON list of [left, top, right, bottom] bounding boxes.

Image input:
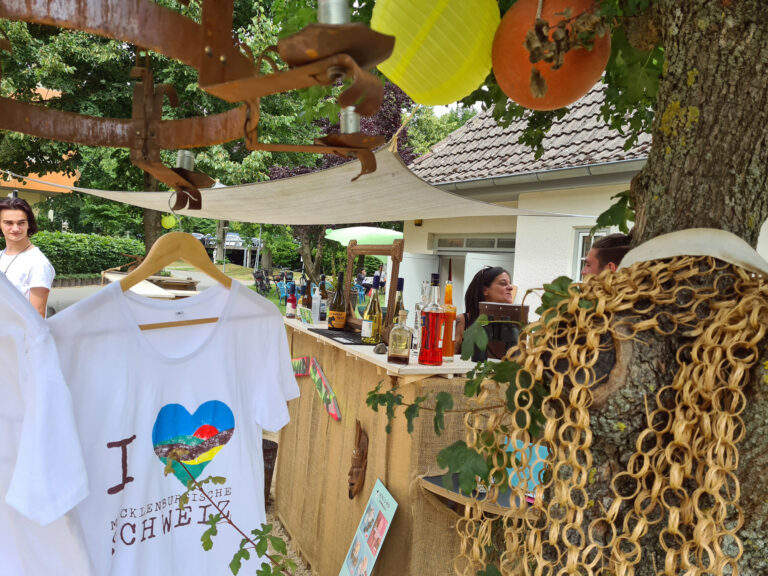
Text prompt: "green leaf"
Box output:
[[268, 535, 288, 555], [366, 382, 404, 433], [200, 521, 218, 551], [229, 547, 250, 575], [460, 315, 489, 360], [591, 190, 634, 235], [433, 391, 454, 435], [255, 536, 268, 557], [437, 441, 491, 494], [478, 564, 503, 576], [404, 395, 426, 434]]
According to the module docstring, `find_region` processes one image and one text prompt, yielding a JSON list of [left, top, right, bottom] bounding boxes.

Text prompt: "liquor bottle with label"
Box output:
[[286, 283, 297, 319], [361, 274, 383, 344], [412, 280, 430, 355], [418, 273, 446, 366], [442, 260, 456, 362], [328, 271, 347, 330], [319, 274, 329, 322], [387, 310, 411, 365]]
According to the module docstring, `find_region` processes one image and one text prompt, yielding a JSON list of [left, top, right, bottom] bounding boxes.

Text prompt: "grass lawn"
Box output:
[[168, 260, 287, 314]]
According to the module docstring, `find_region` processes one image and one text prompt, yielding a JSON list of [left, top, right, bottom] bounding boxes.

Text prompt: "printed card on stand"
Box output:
[[338, 479, 397, 576]]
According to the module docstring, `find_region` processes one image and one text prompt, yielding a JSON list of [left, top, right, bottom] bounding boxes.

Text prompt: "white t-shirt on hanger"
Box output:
[[0, 245, 56, 299], [0, 274, 91, 576], [48, 281, 299, 576]]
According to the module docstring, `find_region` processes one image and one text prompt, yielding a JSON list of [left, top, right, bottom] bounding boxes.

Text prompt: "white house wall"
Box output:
[[513, 185, 624, 312]]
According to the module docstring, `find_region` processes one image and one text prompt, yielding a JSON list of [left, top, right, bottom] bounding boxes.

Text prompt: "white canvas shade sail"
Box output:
[[4, 147, 593, 224]]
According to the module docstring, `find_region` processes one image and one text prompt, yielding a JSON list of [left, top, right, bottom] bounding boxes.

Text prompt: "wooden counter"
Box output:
[[276, 319, 474, 575]]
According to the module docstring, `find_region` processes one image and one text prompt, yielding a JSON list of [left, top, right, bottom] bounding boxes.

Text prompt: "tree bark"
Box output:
[[595, 2, 768, 573], [631, 0, 768, 248], [141, 173, 162, 251], [294, 224, 325, 285]]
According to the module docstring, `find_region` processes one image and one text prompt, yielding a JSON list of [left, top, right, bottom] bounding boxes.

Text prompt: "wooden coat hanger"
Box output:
[[120, 231, 233, 331]]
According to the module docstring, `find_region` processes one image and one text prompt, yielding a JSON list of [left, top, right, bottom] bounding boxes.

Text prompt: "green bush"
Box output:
[[0, 231, 146, 275]]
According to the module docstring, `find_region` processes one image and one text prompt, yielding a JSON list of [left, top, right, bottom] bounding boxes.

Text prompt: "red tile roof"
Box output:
[[409, 85, 651, 185]]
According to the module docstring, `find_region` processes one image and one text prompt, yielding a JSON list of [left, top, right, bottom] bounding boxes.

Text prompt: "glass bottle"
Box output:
[[387, 310, 411, 365], [301, 276, 312, 309], [442, 280, 456, 363], [311, 283, 321, 323], [391, 277, 405, 319], [361, 274, 382, 344], [412, 280, 430, 355], [286, 283, 297, 319], [328, 271, 347, 330], [418, 273, 446, 366], [319, 274, 329, 322]]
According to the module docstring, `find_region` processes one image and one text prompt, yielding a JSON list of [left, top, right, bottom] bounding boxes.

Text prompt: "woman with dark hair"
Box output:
[[0, 197, 55, 317], [454, 266, 517, 356]]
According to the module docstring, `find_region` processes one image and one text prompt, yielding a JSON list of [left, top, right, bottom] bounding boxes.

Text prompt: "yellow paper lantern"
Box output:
[[371, 0, 500, 106]]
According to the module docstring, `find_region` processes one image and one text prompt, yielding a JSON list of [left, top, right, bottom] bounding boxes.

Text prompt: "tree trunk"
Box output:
[[597, 2, 768, 573], [141, 174, 162, 251], [294, 225, 325, 285], [631, 0, 768, 247], [261, 247, 273, 272], [215, 219, 228, 264]]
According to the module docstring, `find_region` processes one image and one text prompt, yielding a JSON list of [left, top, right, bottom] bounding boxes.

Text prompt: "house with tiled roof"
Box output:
[[401, 85, 651, 314]]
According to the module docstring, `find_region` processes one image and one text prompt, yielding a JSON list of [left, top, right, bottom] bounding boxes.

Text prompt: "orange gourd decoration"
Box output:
[[492, 0, 611, 110]]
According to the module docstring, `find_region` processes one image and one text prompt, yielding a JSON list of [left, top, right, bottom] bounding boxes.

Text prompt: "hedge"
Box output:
[[0, 231, 146, 275]]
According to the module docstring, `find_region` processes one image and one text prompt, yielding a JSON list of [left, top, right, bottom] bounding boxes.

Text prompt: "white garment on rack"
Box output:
[[0, 274, 91, 576], [48, 282, 299, 576]]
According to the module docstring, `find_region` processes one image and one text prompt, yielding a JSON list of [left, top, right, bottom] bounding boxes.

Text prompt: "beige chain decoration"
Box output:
[[456, 256, 763, 576]]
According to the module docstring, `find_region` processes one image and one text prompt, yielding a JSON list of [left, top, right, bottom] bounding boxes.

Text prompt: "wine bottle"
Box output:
[[387, 310, 411, 365], [361, 274, 383, 344], [286, 283, 297, 319], [418, 273, 446, 366], [319, 274, 329, 322], [328, 271, 347, 330]]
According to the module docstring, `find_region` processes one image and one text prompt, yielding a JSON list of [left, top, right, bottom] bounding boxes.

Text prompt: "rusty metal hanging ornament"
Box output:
[[0, 0, 394, 209]]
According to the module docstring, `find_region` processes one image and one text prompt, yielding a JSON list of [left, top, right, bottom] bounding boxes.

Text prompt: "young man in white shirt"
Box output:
[[0, 197, 55, 317]]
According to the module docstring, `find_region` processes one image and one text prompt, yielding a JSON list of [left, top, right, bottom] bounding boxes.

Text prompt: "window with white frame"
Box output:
[[433, 234, 515, 252], [574, 229, 606, 281]]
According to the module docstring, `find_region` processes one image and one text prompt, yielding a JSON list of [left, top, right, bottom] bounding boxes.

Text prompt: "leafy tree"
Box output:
[[406, 106, 477, 156]]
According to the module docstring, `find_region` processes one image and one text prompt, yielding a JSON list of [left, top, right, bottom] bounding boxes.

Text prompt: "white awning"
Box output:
[[3, 147, 594, 224]]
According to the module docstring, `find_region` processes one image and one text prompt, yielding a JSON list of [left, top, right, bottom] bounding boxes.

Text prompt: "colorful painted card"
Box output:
[[298, 306, 313, 324], [310, 357, 341, 421], [339, 479, 397, 576], [291, 356, 310, 377]]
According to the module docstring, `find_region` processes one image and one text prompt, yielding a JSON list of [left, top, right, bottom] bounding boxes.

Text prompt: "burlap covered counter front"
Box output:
[[276, 321, 474, 575]]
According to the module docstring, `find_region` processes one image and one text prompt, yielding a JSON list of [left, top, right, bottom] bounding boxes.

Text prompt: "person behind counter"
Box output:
[[454, 266, 517, 357], [580, 232, 632, 276], [0, 197, 55, 317]]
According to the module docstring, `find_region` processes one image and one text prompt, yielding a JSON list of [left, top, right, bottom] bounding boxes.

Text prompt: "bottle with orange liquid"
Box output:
[[442, 260, 456, 362]]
